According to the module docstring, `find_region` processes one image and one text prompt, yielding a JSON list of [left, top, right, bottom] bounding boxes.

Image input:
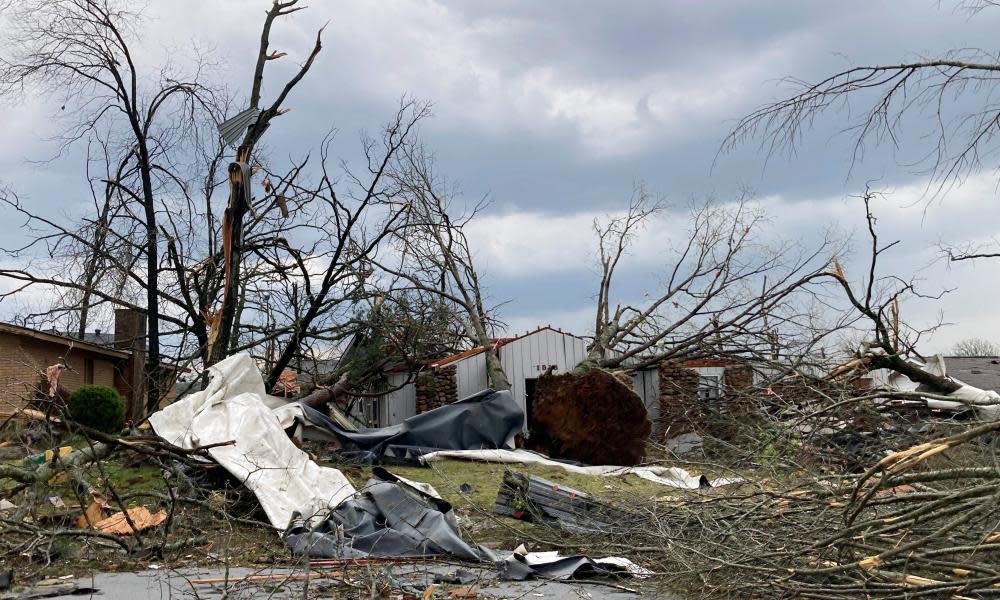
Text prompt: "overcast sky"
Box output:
[[4, 0, 1000, 353]]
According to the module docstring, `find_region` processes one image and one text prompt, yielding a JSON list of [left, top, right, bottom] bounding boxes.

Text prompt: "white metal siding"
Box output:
[[455, 353, 488, 399], [380, 372, 416, 426], [374, 328, 591, 427], [632, 368, 660, 436], [498, 328, 589, 428]]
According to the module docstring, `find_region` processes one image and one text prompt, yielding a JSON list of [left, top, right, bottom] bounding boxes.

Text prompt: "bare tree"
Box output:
[[951, 337, 1000, 356], [0, 0, 218, 410], [0, 1, 436, 415], [377, 146, 511, 391], [208, 0, 324, 366], [579, 185, 839, 373], [257, 102, 430, 390]]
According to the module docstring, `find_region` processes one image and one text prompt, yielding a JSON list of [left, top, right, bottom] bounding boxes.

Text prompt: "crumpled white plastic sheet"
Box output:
[[918, 355, 1000, 420], [148, 354, 357, 529], [419, 448, 743, 489], [520, 551, 653, 579], [500, 544, 653, 580]]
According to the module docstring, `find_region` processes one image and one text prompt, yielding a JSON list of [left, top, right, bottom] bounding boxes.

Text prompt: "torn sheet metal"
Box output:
[[284, 467, 481, 560], [421, 448, 743, 489], [305, 388, 524, 461], [499, 548, 652, 581], [286, 468, 650, 581], [149, 354, 356, 529]]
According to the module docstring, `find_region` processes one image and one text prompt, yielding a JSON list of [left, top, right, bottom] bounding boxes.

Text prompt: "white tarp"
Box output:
[[419, 448, 743, 489], [921, 355, 1000, 419], [149, 354, 356, 529], [873, 354, 1000, 420]]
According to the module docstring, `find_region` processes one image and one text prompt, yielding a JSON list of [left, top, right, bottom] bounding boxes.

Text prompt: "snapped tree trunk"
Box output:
[[209, 149, 251, 366]]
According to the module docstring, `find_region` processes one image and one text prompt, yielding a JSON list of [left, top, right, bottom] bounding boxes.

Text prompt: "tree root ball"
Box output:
[[526, 369, 651, 466]]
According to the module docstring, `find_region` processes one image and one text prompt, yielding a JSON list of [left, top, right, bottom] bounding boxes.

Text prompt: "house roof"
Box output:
[[0, 322, 129, 359], [430, 325, 586, 368], [942, 356, 1000, 392], [290, 357, 340, 376]]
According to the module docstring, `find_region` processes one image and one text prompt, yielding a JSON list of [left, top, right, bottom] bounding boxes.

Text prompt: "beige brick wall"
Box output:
[[0, 332, 118, 413]]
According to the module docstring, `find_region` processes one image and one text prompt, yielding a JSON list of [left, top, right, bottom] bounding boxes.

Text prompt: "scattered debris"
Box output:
[[499, 546, 652, 581], [0, 580, 98, 600], [45, 496, 64, 509], [22, 446, 72, 466], [284, 467, 480, 560], [494, 470, 629, 532], [0, 500, 16, 512], [527, 369, 650, 466], [421, 448, 743, 489], [75, 493, 109, 529], [664, 432, 703, 456], [93, 506, 167, 535], [433, 568, 477, 585], [270, 369, 301, 397], [190, 570, 344, 585], [149, 353, 357, 528], [44, 363, 66, 398], [314, 387, 524, 462]]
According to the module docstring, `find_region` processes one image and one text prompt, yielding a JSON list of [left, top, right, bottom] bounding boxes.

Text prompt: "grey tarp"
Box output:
[[284, 468, 649, 581], [295, 388, 524, 461], [285, 467, 481, 560]]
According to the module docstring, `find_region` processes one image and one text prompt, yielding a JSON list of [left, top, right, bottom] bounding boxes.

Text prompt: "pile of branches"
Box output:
[[572, 418, 1000, 598], [0, 413, 253, 573]]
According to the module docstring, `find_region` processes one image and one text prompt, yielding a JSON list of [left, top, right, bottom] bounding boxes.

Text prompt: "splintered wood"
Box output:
[[93, 506, 167, 535]]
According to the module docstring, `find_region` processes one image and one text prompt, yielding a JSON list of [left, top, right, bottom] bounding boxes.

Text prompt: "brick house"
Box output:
[[0, 309, 175, 420]]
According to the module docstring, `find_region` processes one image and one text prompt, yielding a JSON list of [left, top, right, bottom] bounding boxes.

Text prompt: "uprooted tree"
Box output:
[[525, 185, 842, 464]]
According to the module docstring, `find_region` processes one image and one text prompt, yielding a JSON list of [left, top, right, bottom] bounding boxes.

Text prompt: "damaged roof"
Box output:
[[430, 325, 585, 368], [943, 356, 1000, 392]]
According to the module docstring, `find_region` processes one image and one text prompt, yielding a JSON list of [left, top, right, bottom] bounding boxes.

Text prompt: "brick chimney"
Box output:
[[114, 308, 147, 421]]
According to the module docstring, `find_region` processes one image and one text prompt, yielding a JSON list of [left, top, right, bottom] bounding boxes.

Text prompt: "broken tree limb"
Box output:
[[301, 374, 350, 411]]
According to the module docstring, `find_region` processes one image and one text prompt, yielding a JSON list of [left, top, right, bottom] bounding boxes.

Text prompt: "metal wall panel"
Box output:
[[632, 368, 661, 436], [498, 328, 589, 428], [455, 353, 488, 399], [381, 372, 416, 426]]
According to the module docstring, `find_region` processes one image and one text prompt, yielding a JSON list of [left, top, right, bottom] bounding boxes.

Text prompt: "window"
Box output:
[[84, 358, 95, 384], [697, 375, 721, 401]]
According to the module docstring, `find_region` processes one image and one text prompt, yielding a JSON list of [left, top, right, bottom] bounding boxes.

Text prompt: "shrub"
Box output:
[[67, 385, 126, 433]]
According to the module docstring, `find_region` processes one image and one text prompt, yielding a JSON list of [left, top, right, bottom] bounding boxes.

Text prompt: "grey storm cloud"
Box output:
[[3, 0, 1000, 350]]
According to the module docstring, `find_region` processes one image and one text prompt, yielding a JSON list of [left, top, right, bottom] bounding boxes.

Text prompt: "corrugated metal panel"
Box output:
[[632, 368, 660, 436], [455, 353, 488, 399], [498, 328, 589, 429], [218, 107, 260, 147]]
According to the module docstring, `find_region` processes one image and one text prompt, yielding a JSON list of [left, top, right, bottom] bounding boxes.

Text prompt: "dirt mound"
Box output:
[[527, 369, 651, 466]]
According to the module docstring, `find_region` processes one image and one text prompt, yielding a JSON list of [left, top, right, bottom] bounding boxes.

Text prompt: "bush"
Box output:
[[67, 385, 126, 433]]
